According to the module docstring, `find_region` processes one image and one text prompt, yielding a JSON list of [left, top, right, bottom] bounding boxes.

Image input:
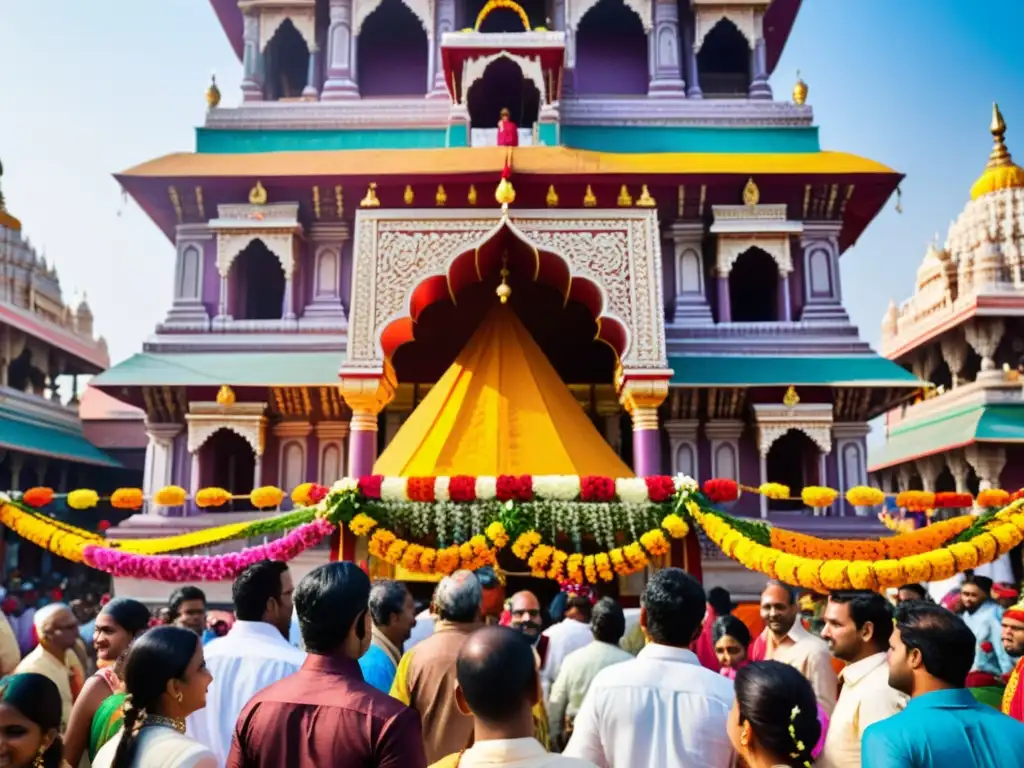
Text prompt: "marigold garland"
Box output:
[[195, 488, 232, 509], [977, 489, 1011, 508], [759, 483, 790, 500], [67, 489, 99, 511], [250, 486, 285, 510], [846, 486, 885, 507], [110, 488, 144, 511], [895, 490, 935, 512], [801, 486, 838, 508], [154, 486, 187, 507], [22, 487, 55, 508]]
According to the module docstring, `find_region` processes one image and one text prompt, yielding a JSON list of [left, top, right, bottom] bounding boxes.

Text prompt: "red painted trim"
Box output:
[[0, 305, 107, 370]]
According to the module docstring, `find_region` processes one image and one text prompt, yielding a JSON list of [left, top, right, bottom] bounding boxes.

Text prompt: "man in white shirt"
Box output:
[[540, 587, 595, 700], [431, 624, 596, 767], [563, 568, 734, 768], [819, 591, 906, 768], [188, 561, 305, 765]]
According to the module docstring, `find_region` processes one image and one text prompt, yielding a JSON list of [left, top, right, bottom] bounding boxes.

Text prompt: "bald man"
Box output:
[[15, 603, 79, 731], [429, 626, 596, 768], [508, 591, 543, 640]]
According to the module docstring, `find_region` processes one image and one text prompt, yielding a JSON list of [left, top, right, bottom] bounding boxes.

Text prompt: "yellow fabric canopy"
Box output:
[[374, 305, 634, 477]]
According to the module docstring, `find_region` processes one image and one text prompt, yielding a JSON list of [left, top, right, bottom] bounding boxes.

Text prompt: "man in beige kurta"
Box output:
[[0, 610, 21, 675], [14, 603, 79, 732]]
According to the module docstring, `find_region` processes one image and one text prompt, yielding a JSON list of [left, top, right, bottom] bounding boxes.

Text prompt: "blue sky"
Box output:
[[0, 0, 1021, 369]]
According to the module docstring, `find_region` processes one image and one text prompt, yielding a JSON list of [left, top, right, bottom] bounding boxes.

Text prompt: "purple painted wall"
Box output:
[[171, 432, 191, 517], [340, 238, 354, 315], [358, 0, 429, 97], [790, 240, 806, 319], [202, 239, 220, 318], [574, 0, 649, 96]]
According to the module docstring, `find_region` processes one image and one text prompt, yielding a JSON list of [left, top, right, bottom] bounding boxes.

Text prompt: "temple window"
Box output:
[[729, 247, 778, 322], [233, 240, 286, 321], [464, 0, 546, 31], [765, 430, 819, 513], [203, 430, 256, 512], [6, 348, 43, 395], [264, 19, 311, 100], [467, 57, 541, 142], [358, 0, 430, 96], [696, 18, 750, 97], [574, 0, 648, 96]]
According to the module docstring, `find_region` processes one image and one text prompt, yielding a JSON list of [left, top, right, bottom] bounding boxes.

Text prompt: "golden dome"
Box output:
[[206, 74, 222, 109], [792, 71, 808, 106], [0, 158, 20, 232], [216, 385, 237, 406], [969, 103, 1024, 201]]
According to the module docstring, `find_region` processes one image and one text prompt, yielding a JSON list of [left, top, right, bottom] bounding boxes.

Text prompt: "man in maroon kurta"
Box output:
[[226, 562, 427, 768]]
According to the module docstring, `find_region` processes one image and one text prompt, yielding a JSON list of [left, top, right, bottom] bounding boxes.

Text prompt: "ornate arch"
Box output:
[[259, 4, 317, 52], [569, 0, 651, 32], [462, 51, 545, 108], [186, 402, 268, 456], [347, 209, 667, 371], [216, 232, 296, 279], [353, 0, 432, 38], [694, 12, 755, 52], [752, 403, 833, 458], [717, 237, 792, 277]]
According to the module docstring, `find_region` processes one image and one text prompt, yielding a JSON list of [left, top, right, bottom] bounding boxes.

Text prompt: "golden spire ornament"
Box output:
[[793, 70, 808, 105], [969, 102, 1024, 201], [617, 185, 633, 207], [360, 183, 381, 208], [216, 385, 236, 406], [782, 386, 800, 408], [435, 185, 448, 206], [403, 185, 414, 205], [546, 184, 559, 207], [636, 185, 656, 208], [496, 254, 511, 304], [467, 184, 478, 205], [583, 185, 597, 207], [206, 74, 222, 109], [248, 181, 268, 205], [495, 177, 516, 208], [742, 178, 759, 207]]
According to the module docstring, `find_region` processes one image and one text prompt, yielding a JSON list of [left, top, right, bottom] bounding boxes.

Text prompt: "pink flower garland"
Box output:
[[82, 519, 333, 582]]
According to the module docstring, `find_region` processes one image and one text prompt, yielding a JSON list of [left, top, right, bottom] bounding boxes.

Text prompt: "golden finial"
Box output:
[[546, 184, 559, 207], [467, 184, 478, 205], [495, 178, 516, 207], [583, 185, 597, 207], [216, 385, 237, 406], [206, 73, 222, 109], [792, 70, 808, 106], [742, 178, 760, 207], [970, 103, 1024, 200], [782, 386, 800, 408], [496, 253, 512, 304], [617, 185, 633, 207], [360, 183, 381, 208], [436, 184, 448, 206], [248, 181, 268, 205], [636, 185, 656, 208], [403, 185, 414, 205]]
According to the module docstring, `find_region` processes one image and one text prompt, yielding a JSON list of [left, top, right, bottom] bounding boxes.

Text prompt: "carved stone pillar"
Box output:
[[706, 419, 743, 509], [553, 0, 575, 97], [241, 11, 265, 101], [322, 0, 359, 99], [832, 422, 869, 516], [671, 223, 712, 326], [964, 318, 1006, 375], [915, 455, 945, 493], [748, 13, 771, 100], [429, 0, 456, 97], [144, 423, 183, 515], [682, 10, 702, 98], [665, 420, 699, 479], [947, 450, 971, 494], [339, 365, 397, 478], [274, 421, 314, 496], [777, 273, 791, 322], [305, 224, 349, 325], [966, 444, 1006, 492], [618, 375, 670, 477], [648, 0, 685, 96], [7, 454, 23, 492], [799, 223, 849, 322], [897, 465, 913, 493], [302, 43, 320, 99], [940, 329, 967, 388], [715, 275, 731, 323]]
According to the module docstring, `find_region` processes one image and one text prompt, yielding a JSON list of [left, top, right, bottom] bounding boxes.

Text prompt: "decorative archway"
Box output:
[[186, 401, 268, 497], [752, 401, 833, 518], [256, 0, 318, 52], [353, 0, 431, 39], [462, 51, 545, 117], [568, 0, 650, 33]]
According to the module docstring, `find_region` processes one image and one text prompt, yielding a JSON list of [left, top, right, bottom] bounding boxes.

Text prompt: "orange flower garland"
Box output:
[[767, 515, 973, 561], [22, 487, 54, 508], [110, 488, 144, 511], [195, 488, 232, 509]]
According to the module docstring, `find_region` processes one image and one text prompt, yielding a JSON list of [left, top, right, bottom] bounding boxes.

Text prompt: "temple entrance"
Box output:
[[233, 240, 285, 321], [697, 19, 750, 97], [765, 429, 819, 513], [203, 430, 255, 512], [575, 0, 648, 95], [467, 57, 541, 143], [264, 19, 310, 100], [358, 0, 430, 96], [729, 247, 778, 322]]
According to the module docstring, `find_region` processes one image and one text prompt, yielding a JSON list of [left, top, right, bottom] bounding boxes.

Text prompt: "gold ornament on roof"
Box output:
[[793, 71, 808, 106], [742, 178, 760, 207], [782, 386, 800, 407], [249, 181, 268, 205], [617, 185, 633, 207], [467, 184, 478, 205], [360, 183, 381, 208], [206, 74, 222, 109], [496, 253, 512, 304], [436, 185, 448, 206], [216, 385, 237, 406], [546, 184, 559, 207], [583, 185, 597, 207], [636, 185, 656, 208], [403, 185, 414, 205], [495, 178, 516, 207], [969, 103, 1024, 201]]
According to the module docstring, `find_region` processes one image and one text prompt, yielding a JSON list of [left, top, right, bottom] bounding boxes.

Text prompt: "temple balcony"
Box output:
[[884, 371, 1024, 435], [666, 320, 871, 357]]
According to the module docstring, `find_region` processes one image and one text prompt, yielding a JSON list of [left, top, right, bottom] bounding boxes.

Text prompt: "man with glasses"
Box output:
[[15, 602, 79, 732]]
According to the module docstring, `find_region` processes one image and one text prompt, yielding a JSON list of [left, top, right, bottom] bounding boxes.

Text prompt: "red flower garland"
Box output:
[[307, 484, 329, 504], [1011, 489, 1024, 502], [934, 492, 973, 509], [358, 476, 384, 500], [22, 487, 55, 508], [496, 475, 533, 502], [645, 476, 677, 503], [703, 479, 739, 504], [407, 477, 436, 502], [449, 476, 477, 502], [581, 476, 615, 502]]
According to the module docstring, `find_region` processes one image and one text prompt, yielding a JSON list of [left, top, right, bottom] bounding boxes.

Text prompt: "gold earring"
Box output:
[[33, 750, 45, 768], [175, 691, 183, 703]]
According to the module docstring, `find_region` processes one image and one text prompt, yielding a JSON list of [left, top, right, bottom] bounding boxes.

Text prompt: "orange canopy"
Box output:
[[374, 305, 633, 477]]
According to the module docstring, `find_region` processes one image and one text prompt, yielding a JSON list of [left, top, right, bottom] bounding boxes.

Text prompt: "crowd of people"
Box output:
[[0, 562, 1023, 767]]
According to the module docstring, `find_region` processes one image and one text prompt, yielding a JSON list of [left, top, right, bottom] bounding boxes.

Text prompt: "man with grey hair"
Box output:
[[15, 602, 79, 732], [359, 579, 416, 692], [391, 570, 483, 763]]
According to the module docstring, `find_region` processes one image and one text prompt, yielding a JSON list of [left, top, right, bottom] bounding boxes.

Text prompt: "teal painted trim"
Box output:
[[561, 126, 820, 154], [446, 124, 469, 148], [196, 127, 449, 153], [539, 123, 558, 146], [668, 355, 919, 388]]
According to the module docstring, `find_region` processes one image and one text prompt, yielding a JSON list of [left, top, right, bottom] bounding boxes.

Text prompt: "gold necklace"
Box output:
[[142, 714, 186, 734]]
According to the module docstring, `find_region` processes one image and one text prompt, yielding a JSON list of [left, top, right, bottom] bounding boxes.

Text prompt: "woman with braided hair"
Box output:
[[91, 627, 214, 768], [729, 661, 822, 768]]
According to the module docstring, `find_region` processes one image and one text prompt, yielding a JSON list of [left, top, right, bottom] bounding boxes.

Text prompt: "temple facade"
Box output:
[[870, 106, 1024, 505], [96, 0, 917, 596], [0, 165, 141, 576]]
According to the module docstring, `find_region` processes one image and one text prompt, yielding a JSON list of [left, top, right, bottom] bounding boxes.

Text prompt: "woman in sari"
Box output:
[[63, 599, 150, 767]]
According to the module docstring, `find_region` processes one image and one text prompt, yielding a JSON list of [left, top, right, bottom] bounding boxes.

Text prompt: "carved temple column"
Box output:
[[648, 0, 685, 97], [966, 444, 1006, 492], [302, 43, 320, 99], [940, 329, 967, 388], [428, 0, 455, 97], [915, 455, 944, 494], [671, 222, 713, 326], [144, 423, 182, 515], [832, 422, 869, 515], [241, 11, 265, 101], [665, 419, 699, 479], [748, 11, 771, 99], [777, 272, 792, 322], [715, 272, 731, 323], [964, 318, 1006, 378], [553, 0, 575, 96], [322, 0, 359, 99], [316, 422, 349, 485], [618, 374, 670, 477], [799, 222, 848, 322], [947, 451, 972, 494], [305, 224, 349, 324]]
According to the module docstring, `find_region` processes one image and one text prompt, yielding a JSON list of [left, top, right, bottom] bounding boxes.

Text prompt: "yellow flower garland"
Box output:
[[0, 504, 91, 563]]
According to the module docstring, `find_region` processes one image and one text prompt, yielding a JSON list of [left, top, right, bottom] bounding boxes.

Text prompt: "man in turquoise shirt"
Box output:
[[862, 601, 1024, 767], [358, 579, 416, 692]]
